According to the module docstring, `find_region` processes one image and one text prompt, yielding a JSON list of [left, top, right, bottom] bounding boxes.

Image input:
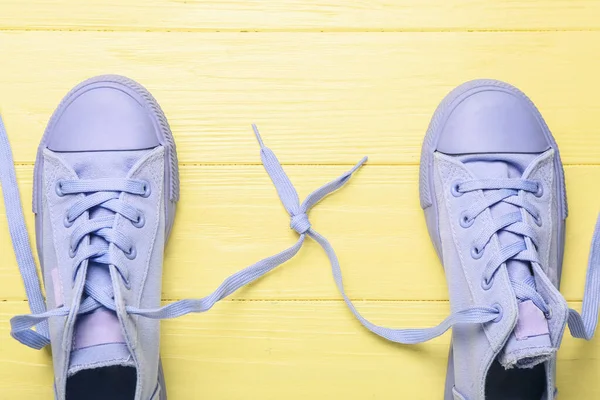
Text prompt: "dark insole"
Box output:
[[66, 366, 136, 400], [485, 359, 546, 400]]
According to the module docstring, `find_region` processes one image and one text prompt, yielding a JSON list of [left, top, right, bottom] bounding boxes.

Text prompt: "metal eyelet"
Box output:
[[125, 246, 137, 260], [55, 180, 65, 197], [132, 213, 145, 228], [471, 244, 484, 260], [459, 211, 474, 228], [63, 214, 74, 228], [451, 180, 463, 197], [68, 246, 76, 258], [492, 303, 503, 323], [533, 213, 543, 227], [545, 309, 553, 320], [481, 276, 494, 290], [141, 181, 151, 198], [534, 180, 544, 198]]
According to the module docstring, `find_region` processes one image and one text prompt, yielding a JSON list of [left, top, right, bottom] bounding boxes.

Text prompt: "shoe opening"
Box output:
[[485, 358, 546, 400], [66, 366, 136, 400]]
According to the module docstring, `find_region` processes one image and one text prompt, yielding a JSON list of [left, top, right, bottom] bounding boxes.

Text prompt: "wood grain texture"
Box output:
[[1, 31, 600, 165], [1, 164, 598, 302], [1, 2, 599, 399], [1, 300, 599, 399], [0, 1, 600, 32]]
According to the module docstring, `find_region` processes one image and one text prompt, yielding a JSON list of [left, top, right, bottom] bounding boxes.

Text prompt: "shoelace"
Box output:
[[1, 116, 599, 351], [454, 179, 549, 315]]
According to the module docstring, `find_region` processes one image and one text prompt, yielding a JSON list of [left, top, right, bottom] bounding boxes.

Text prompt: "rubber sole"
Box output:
[[33, 75, 179, 400], [418, 79, 568, 399]]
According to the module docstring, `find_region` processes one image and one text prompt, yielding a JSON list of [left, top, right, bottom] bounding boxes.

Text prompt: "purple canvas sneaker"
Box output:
[[1, 75, 179, 399], [418, 79, 600, 399]]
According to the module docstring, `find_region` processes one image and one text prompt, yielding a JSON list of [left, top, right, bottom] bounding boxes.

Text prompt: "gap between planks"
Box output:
[[4, 28, 600, 34]]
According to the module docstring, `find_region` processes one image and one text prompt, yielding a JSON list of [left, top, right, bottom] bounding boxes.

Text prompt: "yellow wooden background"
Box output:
[[1, 1, 600, 399]]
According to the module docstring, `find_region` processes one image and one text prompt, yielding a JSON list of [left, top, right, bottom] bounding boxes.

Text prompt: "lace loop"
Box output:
[[567, 215, 600, 340], [0, 116, 50, 349]]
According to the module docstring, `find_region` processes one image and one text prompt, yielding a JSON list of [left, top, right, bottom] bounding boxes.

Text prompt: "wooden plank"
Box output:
[[0, 300, 598, 399], [1, 31, 600, 165], [1, 165, 598, 302], [0, 1, 600, 32]]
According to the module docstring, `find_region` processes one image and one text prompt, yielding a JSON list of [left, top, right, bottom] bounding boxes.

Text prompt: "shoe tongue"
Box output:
[[68, 342, 135, 376], [56, 150, 150, 373], [67, 265, 134, 375], [458, 153, 552, 369], [59, 149, 149, 180]]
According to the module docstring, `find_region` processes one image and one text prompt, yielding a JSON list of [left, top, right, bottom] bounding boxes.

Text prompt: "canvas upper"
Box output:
[[419, 80, 600, 400], [432, 150, 566, 399]]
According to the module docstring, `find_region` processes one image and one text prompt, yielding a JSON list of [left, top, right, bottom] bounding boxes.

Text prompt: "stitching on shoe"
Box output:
[[130, 149, 164, 309], [436, 155, 479, 303], [44, 156, 66, 309]]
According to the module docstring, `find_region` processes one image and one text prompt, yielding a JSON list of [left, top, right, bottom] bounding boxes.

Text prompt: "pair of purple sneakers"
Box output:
[[0, 76, 599, 400]]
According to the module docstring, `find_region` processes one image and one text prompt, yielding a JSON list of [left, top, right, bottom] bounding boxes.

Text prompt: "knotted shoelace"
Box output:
[[1, 117, 599, 351]]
